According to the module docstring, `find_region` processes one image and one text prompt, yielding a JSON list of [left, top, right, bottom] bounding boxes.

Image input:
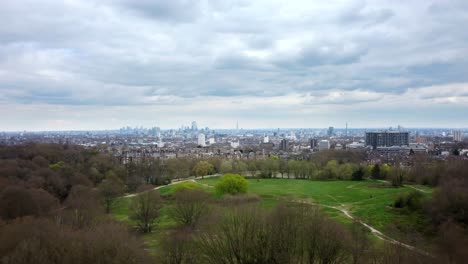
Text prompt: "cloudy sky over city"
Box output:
[[1, 0, 468, 130]]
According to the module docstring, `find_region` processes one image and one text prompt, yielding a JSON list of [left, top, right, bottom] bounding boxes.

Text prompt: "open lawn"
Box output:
[[197, 178, 432, 232], [111, 178, 433, 254]]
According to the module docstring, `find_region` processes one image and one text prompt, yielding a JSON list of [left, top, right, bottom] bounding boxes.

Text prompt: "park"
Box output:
[[111, 175, 434, 261]]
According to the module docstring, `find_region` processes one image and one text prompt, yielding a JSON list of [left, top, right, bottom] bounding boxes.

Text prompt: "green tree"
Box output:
[[323, 160, 339, 179], [352, 167, 365, 181], [193, 161, 214, 179], [215, 174, 248, 195], [371, 164, 381, 180], [220, 160, 233, 174]]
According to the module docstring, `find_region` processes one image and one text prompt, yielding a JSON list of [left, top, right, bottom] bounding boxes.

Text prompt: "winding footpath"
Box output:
[[290, 199, 432, 257], [121, 174, 220, 198], [121, 175, 431, 257]]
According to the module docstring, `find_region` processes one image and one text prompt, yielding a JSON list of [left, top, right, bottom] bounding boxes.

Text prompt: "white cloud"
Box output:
[[1, 0, 468, 129]]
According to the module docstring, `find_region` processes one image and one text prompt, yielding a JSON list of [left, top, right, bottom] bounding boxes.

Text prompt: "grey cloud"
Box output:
[[115, 0, 203, 22], [339, 3, 394, 27], [1, 0, 468, 129]]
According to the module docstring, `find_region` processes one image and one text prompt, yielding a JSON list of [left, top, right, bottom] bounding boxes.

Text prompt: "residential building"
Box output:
[[319, 140, 330, 151], [454, 130, 463, 142], [198, 133, 206, 146], [365, 131, 409, 149]]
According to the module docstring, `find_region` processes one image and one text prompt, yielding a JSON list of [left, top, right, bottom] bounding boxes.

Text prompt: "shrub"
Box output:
[[393, 191, 424, 211], [221, 193, 261, 206], [215, 174, 248, 195]]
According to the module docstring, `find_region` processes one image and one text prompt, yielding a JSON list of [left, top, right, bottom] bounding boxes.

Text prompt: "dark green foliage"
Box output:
[[352, 167, 365, 181], [394, 191, 424, 211], [371, 164, 381, 179]]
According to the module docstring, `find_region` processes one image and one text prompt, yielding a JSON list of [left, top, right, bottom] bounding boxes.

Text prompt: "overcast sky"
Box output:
[[1, 0, 468, 131]]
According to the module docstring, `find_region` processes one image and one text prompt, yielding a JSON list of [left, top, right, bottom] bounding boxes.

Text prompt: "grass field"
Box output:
[[111, 178, 433, 253], [197, 178, 432, 231]]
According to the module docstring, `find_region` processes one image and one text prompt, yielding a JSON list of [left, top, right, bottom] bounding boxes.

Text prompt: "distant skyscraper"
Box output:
[[327, 126, 334, 137], [279, 139, 288, 151], [197, 133, 206, 146], [454, 130, 463, 141], [263, 135, 269, 143], [310, 138, 318, 149], [191, 121, 198, 131]]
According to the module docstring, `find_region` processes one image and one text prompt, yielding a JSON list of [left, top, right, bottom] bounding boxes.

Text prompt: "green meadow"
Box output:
[[111, 178, 433, 253], [197, 178, 432, 231]]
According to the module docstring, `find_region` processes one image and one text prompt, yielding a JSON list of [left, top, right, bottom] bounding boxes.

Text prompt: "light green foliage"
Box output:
[[215, 174, 248, 195], [321, 160, 339, 179], [173, 181, 202, 192], [380, 164, 392, 179], [193, 161, 214, 178], [339, 163, 357, 180], [220, 160, 233, 174], [234, 161, 248, 174], [49, 161, 65, 170]]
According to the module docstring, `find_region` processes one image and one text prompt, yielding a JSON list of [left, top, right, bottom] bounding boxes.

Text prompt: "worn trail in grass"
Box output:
[[198, 178, 431, 231]]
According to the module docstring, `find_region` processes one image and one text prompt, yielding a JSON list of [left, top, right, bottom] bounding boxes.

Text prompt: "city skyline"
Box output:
[[2, 1, 468, 130]]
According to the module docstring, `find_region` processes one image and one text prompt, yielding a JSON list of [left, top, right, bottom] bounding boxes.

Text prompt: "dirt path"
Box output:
[[375, 179, 431, 194], [291, 199, 431, 257], [121, 174, 220, 198], [406, 185, 430, 193], [121, 176, 431, 256]]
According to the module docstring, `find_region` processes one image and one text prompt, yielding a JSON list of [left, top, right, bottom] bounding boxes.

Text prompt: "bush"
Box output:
[[221, 193, 261, 206], [215, 174, 248, 196], [393, 191, 424, 211]]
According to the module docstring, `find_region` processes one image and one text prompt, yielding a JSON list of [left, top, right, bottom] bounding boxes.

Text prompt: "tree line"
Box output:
[[1, 143, 468, 263]]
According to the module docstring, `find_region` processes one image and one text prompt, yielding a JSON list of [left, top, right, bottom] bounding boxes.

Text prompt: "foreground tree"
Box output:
[[171, 189, 211, 228], [0, 185, 58, 220], [160, 228, 197, 264], [130, 189, 162, 233], [98, 174, 125, 214]]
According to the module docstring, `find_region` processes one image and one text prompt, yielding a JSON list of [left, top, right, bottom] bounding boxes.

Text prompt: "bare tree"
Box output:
[[160, 228, 198, 264], [129, 190, 162, 233], [98, 174, 125, 214], [170, 189, 210, 228]]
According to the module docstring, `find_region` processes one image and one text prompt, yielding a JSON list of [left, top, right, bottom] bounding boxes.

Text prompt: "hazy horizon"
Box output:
[[1, 0, 468, 131]]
